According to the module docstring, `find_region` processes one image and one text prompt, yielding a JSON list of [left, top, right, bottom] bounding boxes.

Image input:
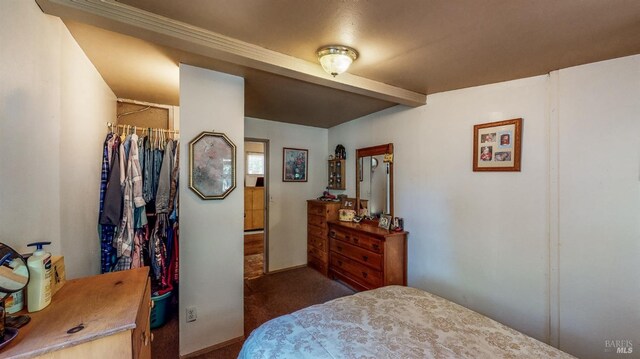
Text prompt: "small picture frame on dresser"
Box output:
[[340, 197, 356, 210], [378, 214, 392, 230], [392, 217, 404, 231]]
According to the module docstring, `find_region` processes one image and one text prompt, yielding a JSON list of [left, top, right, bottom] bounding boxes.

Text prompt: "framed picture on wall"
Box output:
[[189, 131, 237, 199], [282, 147, 308, 182], [473, 118, 522, 172]]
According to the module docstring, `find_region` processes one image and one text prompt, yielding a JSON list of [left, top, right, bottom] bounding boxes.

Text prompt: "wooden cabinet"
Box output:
[[3, 267, 152, 358], [307, 200, 341, 276], [328, 220, 407, 291], [327, 159, 345, 190], [244, 187, 265, 231]]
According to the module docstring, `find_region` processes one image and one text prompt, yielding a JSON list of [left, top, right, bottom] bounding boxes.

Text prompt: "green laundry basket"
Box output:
[[150, 291, 172, 329]]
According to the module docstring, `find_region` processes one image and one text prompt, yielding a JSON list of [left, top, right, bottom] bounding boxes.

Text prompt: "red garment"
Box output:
[[167, 224, 179, 284]]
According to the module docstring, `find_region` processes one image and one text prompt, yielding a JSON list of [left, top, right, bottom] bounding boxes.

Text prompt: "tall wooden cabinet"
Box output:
[[3, 267, 151, 358], [328, 220, 407, 291], [244, 187, 265, 231], [307, 200, 341, 275]]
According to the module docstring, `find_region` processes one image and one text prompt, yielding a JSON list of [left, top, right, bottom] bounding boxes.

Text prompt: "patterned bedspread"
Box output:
[[239, 285, 575, 358]]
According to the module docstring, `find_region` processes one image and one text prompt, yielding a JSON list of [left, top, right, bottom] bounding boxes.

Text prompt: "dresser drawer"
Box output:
[[308, 201, 330, 216], [308, 214, 327, 228], [308, 245, 327, 262], [308, 234, 326, 252], [307, 225, 327, 239], [329, 228, 383, 254], [132, 278, 152, 359], [308, 254, 327, 274], [330, 238, 382, 270], [330, 252, 382, 287]]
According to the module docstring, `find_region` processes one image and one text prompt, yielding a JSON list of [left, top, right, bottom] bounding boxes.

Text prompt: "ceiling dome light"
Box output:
[[317, 45, 358, 77]]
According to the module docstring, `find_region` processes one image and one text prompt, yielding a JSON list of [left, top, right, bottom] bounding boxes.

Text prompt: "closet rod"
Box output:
[[106, 122, 179, 134]]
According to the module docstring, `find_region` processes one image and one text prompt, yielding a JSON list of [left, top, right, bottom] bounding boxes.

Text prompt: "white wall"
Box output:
[[179, 64, 245, 355], [0, 0, 116, 278], [328, 55, 640, 358], [59, 19, 119, 278], [245, 118, 328, 272], [330, 76, 551, 341], [556, 56, 640, 358]]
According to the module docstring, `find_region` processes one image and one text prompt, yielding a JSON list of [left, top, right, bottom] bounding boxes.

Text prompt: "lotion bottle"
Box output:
[[27, 241, 52, 312]]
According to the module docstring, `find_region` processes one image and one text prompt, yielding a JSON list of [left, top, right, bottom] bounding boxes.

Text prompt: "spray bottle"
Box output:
[[27, 242, 52, 312]]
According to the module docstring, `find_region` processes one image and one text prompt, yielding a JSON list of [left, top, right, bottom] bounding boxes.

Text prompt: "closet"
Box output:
[[98, 99, 179, 329]]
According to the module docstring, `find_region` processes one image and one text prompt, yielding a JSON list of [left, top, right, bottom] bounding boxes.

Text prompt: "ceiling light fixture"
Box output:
[[317, 45, 358, 77]]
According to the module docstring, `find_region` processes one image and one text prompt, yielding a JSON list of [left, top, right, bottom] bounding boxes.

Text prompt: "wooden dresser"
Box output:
[[244, 187, 265, 231], [328, 220, 408, 291], [307, 200, 341, 276], [3, 267, 152, 358]]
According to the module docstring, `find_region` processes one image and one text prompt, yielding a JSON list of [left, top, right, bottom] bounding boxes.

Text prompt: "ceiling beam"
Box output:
[[36, 0, 426, 107]]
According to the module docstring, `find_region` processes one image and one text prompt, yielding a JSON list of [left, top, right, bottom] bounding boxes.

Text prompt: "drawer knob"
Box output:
[[372, 244, 380, 251], [329, 231, 336, 238], [338, 260, 343, 266], [362, 272, 368, 278], [345, 235, 351, 240], [353, 237, 359, 244], [362, 255, 368, 262], [337, 246, 342, 252]]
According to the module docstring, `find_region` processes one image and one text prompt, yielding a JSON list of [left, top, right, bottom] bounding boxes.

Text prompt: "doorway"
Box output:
[[244, 138, 269, 279]]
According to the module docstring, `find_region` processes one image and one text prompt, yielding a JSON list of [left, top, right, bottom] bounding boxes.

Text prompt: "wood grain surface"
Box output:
[[2, 267, 149, 358]]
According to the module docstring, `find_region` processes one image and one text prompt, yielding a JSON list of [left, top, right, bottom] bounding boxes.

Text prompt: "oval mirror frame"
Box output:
[[356, 143, 394, 218], [0, 243, 30, 299]]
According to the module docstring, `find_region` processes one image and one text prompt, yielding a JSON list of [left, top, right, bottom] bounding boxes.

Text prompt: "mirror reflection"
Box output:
[[0, 244, 29, 297], [359, 155, 389, 216], [356, 143, 394, 218]]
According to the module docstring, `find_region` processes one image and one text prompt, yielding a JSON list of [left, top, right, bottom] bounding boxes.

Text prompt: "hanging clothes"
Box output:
[[100, 134, 122, 273], [131, 227, 148, 269], [100, 136, 123, 226], [168, 142, 179, 216], [150, 213, 169, 284], [171, 223, 179, 283], [113, 134, 146, 271], [98, 133, 114, 274], [98, 123, 180, 288], [155, 140, 174, 214], [142, 135, 154, 204]]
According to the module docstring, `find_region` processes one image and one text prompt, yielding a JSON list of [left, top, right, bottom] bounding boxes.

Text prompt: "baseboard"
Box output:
[[266, 263, 307, 274], [180, 336, 244, 358]]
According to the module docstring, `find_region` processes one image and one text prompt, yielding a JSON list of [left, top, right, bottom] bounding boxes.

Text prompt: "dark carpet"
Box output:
[[152, 266, 355, 358]]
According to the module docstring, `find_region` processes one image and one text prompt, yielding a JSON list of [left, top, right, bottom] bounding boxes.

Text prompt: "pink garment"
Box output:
[[131, 227, 148, 269]]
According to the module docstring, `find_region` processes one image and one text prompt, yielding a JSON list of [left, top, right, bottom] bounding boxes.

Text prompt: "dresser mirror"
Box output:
[[356, 143, 394, 218]]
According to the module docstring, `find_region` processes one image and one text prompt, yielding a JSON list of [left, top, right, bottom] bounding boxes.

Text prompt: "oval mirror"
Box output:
[[0, 244, 29, 300]]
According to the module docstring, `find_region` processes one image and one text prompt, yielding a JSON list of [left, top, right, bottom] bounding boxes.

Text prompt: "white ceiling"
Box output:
[[38, 0, 640, 128]]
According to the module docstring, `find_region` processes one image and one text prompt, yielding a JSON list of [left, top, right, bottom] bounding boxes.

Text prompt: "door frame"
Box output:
[[245, 137, 269, 275]]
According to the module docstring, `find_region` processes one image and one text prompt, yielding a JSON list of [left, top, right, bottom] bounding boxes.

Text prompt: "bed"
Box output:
[[239, 285, 574, 358]]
